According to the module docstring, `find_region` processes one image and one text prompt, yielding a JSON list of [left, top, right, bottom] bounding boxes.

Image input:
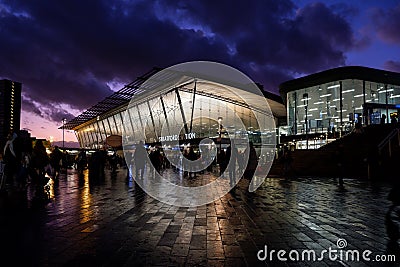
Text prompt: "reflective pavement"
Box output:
[[0, 166, 398, 267]]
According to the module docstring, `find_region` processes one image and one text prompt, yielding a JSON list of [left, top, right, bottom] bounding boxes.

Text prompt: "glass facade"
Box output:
[[74, 82, 278, 159], [286, 79, 400, 137]]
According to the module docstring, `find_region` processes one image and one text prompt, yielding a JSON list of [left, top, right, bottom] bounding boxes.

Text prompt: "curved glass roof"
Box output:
[[64, 67, 285, 130]]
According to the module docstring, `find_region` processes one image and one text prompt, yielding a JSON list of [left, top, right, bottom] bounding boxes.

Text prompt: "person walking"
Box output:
[[186, 147, 198, 178], [3, 132, 20, 187], [334, 144, 345, 188], [281, 148, 293, 178], [76, 149, 87, 174], [31, 140, 50, 200], [50, 146, 63, 178], [244, 141, 258, 179], [134, 141, 147, 180], [225, 142, 238, 187]]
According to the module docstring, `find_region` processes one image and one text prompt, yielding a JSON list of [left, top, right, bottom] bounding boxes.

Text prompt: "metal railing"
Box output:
[[378, 128, 400, 157]]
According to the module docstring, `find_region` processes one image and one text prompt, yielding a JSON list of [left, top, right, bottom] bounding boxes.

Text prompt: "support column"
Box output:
[[339, 81, 343, 135], [189, 80, 197, 133], [175, 89, 189, 135], [147, 100, 158, 140], [160, 96, 171, 135]]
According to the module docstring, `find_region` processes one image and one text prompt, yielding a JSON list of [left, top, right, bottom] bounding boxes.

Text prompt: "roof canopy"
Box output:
[[63, 68, 161, 130], [279, 66, 400, 96], [64, 66, 285, 130]]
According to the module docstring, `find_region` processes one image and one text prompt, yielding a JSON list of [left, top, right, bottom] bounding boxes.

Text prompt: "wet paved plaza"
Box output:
[[0, 166, 399, 267]]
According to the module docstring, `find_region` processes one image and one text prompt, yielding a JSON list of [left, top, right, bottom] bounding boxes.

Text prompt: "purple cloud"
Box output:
[[384, 60, 400, 72], [0, 0, 365, 127], [371, 3, 400, 45]]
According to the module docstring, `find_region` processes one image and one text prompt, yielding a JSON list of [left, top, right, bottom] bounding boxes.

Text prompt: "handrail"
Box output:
[[378, 128, 400, 154]]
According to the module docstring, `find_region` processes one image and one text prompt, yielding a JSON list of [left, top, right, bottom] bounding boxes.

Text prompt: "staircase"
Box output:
[[270, 124, 400, 180]]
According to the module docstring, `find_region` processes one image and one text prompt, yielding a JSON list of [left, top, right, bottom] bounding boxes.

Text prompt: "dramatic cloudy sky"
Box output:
[[1, 0, 400, 144]]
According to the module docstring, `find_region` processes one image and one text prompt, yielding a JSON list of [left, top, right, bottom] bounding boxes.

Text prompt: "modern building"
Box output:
[[0, 79, 22, 149], [63, 67, 286, 159], [279, 66, 400, 149]]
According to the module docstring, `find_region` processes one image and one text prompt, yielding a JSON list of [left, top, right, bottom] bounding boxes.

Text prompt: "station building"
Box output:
[[63, 67, 286, 158], [279, 66, 400, 149]]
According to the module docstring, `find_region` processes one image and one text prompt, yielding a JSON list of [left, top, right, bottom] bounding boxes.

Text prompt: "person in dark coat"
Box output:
[[3, 132, 20, 186], [244, 141, 258, 179], [88, 149, 106, 184], [50, 146, 63, 178], [185, 147, 198, 178], [31, 140, 50, 200], [226, 143, 239, 187], [134, 141, 147, 180], [31, 140, 49, 183]]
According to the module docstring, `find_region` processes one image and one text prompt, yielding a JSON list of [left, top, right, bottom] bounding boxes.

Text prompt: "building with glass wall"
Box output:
[[63, 67, 286, 154], [279, 66, 400, 149], [0, 79, 21, 149]]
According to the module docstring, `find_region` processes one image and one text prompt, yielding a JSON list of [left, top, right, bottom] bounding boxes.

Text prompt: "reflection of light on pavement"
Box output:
[[79, 169, 93, 224], [45, 173, 54, 199]]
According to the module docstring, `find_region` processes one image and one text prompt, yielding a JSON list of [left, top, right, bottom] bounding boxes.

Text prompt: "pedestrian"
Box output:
[[381, 114, 387, 124], [390, 114, 398, 124], [334, 144, 345, 188], [225, 142, 238, 187], [281, 147, 293, 178], [3, 132, 20, 186], [50, 146, 63, 178], [16, 152, 30, 191], [218, 149, 227, 176], [31, 140, 50, 199], [134, 141, 147, 180], [186, 146, 198, 178], [62, 150, 70, 170], [88, 148, 107, 184], [109, 151, 119, 172], [150, 148, 161, 173], [244, 141, 258, 179], [76, 149, 87, 174]]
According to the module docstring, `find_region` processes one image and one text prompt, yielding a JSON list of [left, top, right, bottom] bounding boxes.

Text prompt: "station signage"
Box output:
[[158, 132, 196, 142]]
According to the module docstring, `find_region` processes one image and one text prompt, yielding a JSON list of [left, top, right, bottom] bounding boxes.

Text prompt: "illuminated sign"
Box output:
[[158, 132, 196, 142]]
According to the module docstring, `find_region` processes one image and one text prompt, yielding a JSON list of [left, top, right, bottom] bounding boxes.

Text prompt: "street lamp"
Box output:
[[303, 93, 308, 149], [218, 116, 223, 152], [217, 116, 223, 174], [62, 118, 66, 150], [96, 115, 100, 148]]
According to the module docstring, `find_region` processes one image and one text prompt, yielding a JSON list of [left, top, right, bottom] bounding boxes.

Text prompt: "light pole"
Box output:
[[218, 117, 223, 153], [217, 116, 223, 174], [303, 93, 308, 149], [62, 118, 66, 150], [96, 116, 100, 148]]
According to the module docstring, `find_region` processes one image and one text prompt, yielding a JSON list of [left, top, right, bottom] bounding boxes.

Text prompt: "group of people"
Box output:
[[1, 131, 69, 198], [128, 140, 261, 187], [218, 142, 258, 186]]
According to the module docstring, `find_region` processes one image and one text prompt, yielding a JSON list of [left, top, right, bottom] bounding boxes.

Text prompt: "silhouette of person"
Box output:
[[225, 142, 238, 187], [281, 147, 293, 178], [31, 139, 50, 200], [244, 141, 258, 179], [50, 146, 63, 178], [185, 146, 198, 178], [335, 144, 345, 188], [218, 149, 227, 176], [134, 141, 147, 180], [381, 114, 387, 124], [88, 149, 106, 184], [150, 148, 161, 173], [76, 149, 87, 174], [3, 132, 20, 186]]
